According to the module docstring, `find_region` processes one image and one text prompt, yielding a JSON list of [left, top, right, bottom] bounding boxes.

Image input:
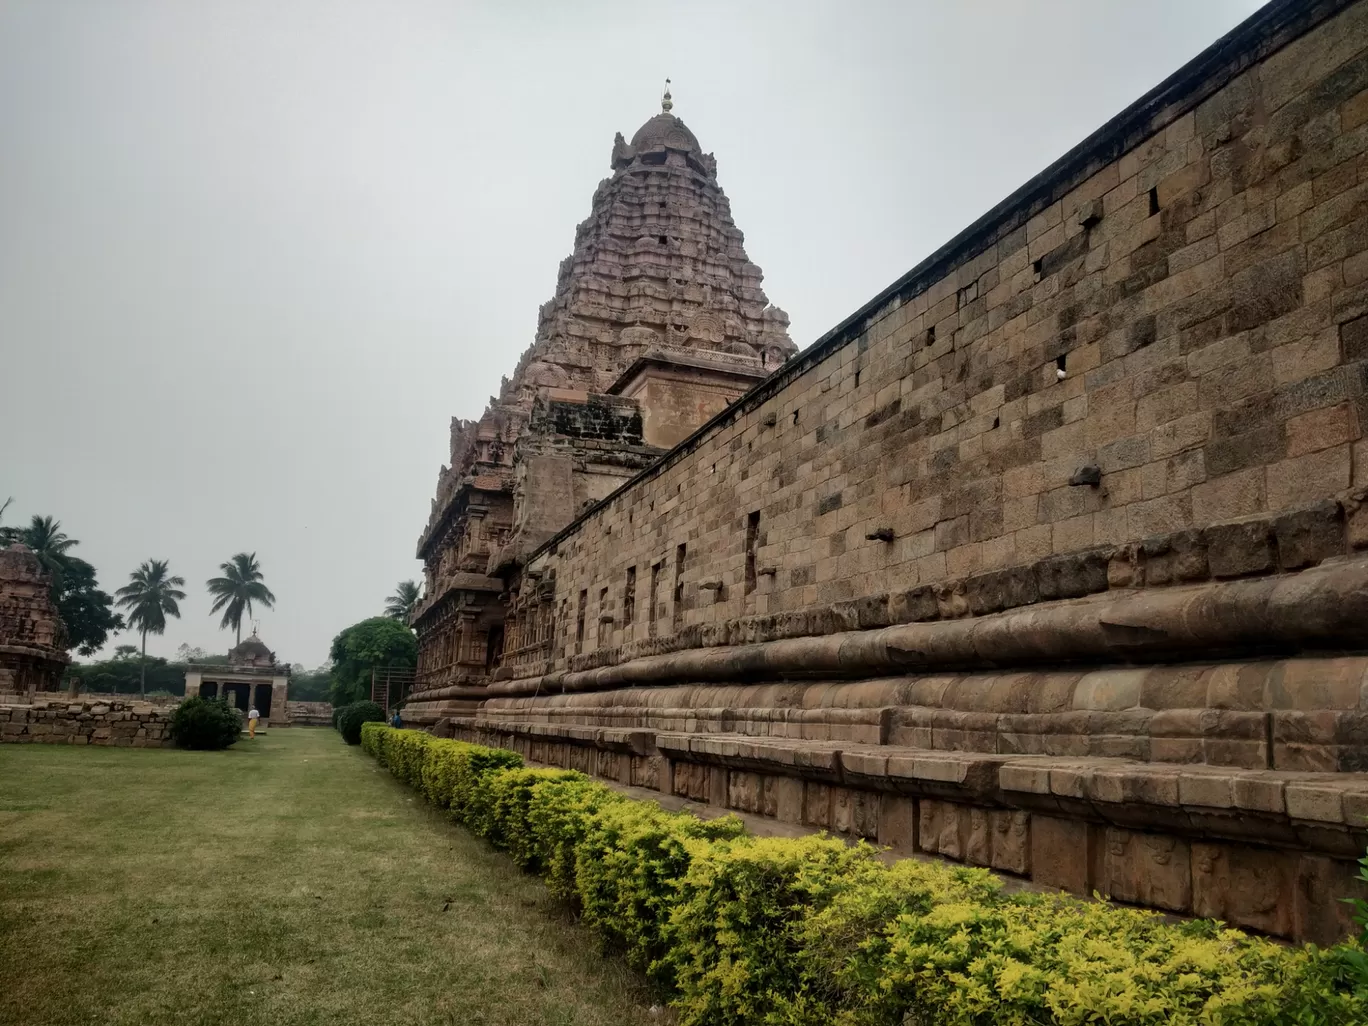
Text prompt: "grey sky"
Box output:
[[0, 0, 1266, 667]]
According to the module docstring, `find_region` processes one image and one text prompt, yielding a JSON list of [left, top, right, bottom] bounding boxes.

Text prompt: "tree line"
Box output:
[[2, 500, 277, 696], [4, 497, 428, 706]]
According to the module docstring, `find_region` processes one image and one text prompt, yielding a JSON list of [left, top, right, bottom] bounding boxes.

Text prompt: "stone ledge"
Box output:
[[545, 495, 1368, 681], [487, 557, 1368, 699], [477, 653, 1368, 772], [451, 715, 1368, 944], [450, 717, 654, 755], [455, 718, 1368, 857]]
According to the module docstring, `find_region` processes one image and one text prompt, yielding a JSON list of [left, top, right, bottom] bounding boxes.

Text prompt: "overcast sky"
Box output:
[[1, 0, 1267, 667]]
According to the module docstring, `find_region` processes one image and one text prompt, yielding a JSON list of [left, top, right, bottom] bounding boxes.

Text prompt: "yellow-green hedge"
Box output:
[[359, 725, 1368, 1026]]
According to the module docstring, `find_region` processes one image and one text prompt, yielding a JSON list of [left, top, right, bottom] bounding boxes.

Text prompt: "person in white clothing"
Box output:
[[247, 706, 260, 738]]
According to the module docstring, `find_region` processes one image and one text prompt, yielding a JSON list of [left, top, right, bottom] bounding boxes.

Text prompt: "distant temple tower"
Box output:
[[0, 544, 70, 699], [411, 89, 796, 696]]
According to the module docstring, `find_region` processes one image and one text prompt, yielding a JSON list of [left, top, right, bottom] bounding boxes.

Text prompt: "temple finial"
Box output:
[[661, 78, 673, 113]]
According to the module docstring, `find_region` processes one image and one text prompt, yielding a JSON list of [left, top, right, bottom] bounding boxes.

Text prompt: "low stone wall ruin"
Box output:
[[285, 700, 333, 726], [0, 700, 174, 748]]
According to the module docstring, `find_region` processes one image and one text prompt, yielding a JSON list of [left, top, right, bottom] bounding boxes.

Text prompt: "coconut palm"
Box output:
[[115, 560, 186, 697], [384, 580, 421, 622], [10, 514, 79, 578], [206, 552, 276, 645]]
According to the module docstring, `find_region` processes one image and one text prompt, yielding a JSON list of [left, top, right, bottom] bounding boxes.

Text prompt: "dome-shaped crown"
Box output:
[[629, 112, 701, 155], [611, 82, 715, 176], [228, 633, 275, 667]]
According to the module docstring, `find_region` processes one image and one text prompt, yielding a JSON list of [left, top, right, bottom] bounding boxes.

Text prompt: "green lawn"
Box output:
[[0, 729, 658, 1026]]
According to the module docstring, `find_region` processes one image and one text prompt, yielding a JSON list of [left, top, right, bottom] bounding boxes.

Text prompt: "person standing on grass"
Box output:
[[248, 705, 260, 738]]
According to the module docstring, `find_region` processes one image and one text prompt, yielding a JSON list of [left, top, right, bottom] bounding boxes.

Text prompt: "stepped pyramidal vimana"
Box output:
[[409, 0, 1368, 943]]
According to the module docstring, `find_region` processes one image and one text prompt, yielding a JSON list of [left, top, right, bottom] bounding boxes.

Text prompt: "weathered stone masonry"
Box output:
[[0, 700, 174, 748], [410, 88, 796, 696], [0, 544, 69, 699], [414, 0, 1368, 942]]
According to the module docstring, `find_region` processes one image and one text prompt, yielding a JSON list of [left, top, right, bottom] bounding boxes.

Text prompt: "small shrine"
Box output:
[[183, 631, 288, 727]]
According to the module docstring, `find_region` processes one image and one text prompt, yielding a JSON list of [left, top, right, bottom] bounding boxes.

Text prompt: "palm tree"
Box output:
[[384, 580, 421, 622], [115, 560, 186, 697], [13, 515, 79, 578], [206, 552, 276, 645]]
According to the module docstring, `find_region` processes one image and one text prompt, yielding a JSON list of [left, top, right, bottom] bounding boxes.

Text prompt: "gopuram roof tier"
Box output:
[[418, 88, 795, 557]]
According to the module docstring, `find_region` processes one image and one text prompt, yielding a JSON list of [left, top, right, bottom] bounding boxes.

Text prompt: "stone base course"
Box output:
[[0, 700, 174, 748], [443, 715, 1368, 945]]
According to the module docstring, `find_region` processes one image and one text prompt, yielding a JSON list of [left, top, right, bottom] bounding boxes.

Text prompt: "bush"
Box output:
[[360, 727, 1368, 1026], [169, 696, 242, 750], [575, 794, 744, 982], [337, 701, 385, 745]]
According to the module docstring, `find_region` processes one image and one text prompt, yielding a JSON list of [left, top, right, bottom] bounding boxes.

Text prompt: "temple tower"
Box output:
[[0, 544, 70, 699], [412, 89, 795, 697]]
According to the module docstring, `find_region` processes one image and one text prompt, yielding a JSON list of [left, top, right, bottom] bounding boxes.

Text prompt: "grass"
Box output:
[[0, 728, 659, 1026]]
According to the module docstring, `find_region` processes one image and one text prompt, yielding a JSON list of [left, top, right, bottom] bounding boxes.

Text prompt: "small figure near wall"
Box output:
[[247, 705, 260, 739]]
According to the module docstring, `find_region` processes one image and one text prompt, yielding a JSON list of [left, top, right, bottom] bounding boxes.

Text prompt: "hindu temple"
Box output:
[[183, 632, 289, 728], [410, 85, 797, 698], [407, 0, 1368, 944]]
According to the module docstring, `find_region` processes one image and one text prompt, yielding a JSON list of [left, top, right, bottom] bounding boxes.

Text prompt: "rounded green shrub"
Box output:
[[337, 700, 384, 745], [169, 696, 242, 750]]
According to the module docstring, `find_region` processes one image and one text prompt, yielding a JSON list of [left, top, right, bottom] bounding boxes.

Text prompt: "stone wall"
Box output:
[[406, 0, 1368, 943], [285, 700, 333, 726], [0, 700, 174, 747], [72, 691, 181, 708], [526, 0, 1368, 667]]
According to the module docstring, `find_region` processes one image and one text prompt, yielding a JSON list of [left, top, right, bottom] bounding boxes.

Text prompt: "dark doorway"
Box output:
[[198, 682, 219, 699], [222, 683, 250, 711], [256, 685, 273, 719], [485, 627, 504, 675]]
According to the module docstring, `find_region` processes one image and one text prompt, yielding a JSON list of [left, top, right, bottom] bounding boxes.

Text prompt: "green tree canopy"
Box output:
[[53, 557, 125, 656], [8, 514, 76, 576], [206, 552, 276, 645], [116, 560, 187, 697], [327, 617, 416, 706], [288, 663, 333, 702], [384, 580, 421, 622], [66, 655, 185, 697]]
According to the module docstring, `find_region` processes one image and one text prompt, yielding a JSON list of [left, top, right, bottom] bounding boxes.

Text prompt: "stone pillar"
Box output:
[[270, 676, 289, 726]]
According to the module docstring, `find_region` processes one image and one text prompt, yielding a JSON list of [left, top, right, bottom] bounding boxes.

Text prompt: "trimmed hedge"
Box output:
[[359, 725, 1368, 1026], [336, 701, 385, 745]]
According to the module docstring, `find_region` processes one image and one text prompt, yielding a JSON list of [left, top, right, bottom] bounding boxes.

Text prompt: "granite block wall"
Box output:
[[521, 0, 1368, 670]]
